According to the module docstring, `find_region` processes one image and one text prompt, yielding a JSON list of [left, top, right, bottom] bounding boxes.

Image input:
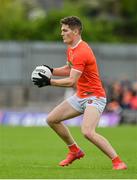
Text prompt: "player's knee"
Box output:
[[46, 116, 51, 125], [46, 115, 56, 126], [81, 127, 91, 139], [81, 127, 96, 140]]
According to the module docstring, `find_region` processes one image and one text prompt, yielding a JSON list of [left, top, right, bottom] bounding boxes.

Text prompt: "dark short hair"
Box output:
[[60, 16, 82, 34]]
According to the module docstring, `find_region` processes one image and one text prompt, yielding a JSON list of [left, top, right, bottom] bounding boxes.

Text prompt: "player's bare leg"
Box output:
[[81, 106, 127, 170], [46, 100, 85, 166], [47, 100, 80, 144]]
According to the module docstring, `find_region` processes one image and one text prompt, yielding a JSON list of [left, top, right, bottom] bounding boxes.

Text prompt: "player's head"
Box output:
[[60, 16, 82, 45]]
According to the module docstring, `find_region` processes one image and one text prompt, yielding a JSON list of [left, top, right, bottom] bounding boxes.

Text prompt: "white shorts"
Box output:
[[67, 94, 107, 114]]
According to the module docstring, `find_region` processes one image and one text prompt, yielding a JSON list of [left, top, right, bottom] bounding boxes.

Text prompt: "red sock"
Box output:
[[112, 156, 122, 164], [68, 143, 80, 153]]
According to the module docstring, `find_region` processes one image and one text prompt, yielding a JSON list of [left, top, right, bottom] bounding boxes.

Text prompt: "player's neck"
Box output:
[[70, 37, 82, 49]]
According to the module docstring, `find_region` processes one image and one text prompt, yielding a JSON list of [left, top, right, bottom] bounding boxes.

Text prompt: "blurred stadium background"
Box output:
[[0, 0, 137, 126]]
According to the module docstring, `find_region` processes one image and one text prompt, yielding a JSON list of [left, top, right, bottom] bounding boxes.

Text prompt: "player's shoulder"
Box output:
[[76, 40, 92, 55], [80, 40, 90, 47], [79, 40, 91, 50]]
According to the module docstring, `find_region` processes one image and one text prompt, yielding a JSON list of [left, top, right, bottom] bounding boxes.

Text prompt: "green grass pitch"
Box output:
[[0, 125, 137, 179]]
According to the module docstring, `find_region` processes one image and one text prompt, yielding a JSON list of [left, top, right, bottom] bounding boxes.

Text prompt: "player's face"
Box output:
[[61, 24, 76, 45]]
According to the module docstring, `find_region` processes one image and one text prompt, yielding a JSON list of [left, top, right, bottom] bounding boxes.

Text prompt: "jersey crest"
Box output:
[[67, 60, 73, 67], [67, 50, 74, 67]]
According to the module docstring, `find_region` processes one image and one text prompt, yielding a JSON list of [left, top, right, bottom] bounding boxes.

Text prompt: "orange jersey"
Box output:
[[67, 40, 106, 98]]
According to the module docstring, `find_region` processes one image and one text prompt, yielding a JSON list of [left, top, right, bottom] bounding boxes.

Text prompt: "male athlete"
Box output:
[[32, 16, 127, 170]]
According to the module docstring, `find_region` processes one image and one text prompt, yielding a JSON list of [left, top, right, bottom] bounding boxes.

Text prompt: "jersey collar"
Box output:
[[71, 39, 82, 49]]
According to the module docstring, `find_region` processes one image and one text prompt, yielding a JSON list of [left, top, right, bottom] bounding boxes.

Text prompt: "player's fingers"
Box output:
[[38, 73, 45, 78], [33, 81, 40, 85], [32, 81, 38, 84], [32, 78, 42, 83], [32, 79, 37, 82], [32, 77, 41, 81], [38, 85, 42, 88]]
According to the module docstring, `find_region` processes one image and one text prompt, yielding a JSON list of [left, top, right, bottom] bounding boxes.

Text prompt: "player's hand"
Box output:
[[32, 73, 51, 88], [43, 65, 53, 73]]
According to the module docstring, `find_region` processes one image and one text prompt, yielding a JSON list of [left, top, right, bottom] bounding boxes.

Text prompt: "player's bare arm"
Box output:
[[51, 69, 82, 87], [52, 65, 71, 76]]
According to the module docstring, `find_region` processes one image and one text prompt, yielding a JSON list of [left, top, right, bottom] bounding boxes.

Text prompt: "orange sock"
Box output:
[[68, 143, 80, 153], [112, 156, 122, 164]]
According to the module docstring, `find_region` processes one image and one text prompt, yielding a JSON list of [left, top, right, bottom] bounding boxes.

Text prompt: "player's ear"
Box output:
[[73, 29, 78, 35]]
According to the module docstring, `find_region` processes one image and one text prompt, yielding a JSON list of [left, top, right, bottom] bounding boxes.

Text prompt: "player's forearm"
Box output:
[[52, 65, 70, 76], [50, 77, 75, 87]]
